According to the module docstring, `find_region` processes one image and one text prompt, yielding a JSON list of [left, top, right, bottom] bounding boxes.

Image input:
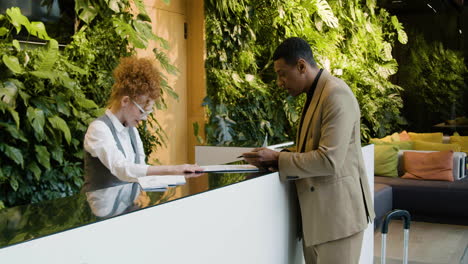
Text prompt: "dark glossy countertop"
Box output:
[[0, 169, 271, 249]]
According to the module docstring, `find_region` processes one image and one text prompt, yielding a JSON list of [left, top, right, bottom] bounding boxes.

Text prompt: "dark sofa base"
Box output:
[[374, 176, 468, 226]]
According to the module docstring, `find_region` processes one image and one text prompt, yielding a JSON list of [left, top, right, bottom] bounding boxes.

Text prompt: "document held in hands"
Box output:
[[138, 175, 186, 191], [200, 164, 260, 173]]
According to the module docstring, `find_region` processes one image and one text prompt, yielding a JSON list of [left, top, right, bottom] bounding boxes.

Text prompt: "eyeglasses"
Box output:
[[132, 100, 153, 119]]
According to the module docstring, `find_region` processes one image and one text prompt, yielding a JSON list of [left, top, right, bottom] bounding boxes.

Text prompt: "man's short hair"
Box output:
[[272, 37, 317, 67]]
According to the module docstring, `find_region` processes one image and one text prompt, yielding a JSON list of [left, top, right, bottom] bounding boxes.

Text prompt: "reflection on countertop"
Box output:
[[0, 170, 270, 249]]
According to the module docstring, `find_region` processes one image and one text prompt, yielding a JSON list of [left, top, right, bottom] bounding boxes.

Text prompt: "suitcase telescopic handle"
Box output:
[[381, 210, 411, 264], [381, 209, 411, 234]]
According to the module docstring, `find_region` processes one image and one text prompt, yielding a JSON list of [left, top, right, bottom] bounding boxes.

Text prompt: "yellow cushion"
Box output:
[[371, 135, 392, 143], [413, 140, 461, 152], [374, 145, 400, 177], [370, 140, 414, 150], [390, 132, 400, 142], [450, 134, 468, 153], [370, 132, 400, 144], [408, 132, 443, 143]]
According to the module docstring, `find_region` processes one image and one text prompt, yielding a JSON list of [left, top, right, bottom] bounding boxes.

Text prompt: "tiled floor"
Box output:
[[374, 220, 468, 264]]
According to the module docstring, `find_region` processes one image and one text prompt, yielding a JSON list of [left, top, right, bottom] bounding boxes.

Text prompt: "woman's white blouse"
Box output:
[[84, 109, 149, 182]]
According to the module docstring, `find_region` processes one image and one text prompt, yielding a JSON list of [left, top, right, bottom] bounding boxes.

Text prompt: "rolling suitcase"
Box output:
[[380, 209, 411, 264]]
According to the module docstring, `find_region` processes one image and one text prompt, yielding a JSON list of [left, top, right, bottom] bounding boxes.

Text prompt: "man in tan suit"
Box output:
[[243, 37, 374, 263]]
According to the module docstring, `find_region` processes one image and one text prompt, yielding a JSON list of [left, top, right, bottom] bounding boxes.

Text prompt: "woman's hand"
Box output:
[[174, 164, 204, 174], [147, 164, 204, 176]]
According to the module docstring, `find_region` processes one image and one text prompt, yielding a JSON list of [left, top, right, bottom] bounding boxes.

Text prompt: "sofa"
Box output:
[[372, 135, 468, 228]]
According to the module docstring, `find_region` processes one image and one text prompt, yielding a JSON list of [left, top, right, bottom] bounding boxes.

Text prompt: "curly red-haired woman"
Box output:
[[83, 57, 201, 192]]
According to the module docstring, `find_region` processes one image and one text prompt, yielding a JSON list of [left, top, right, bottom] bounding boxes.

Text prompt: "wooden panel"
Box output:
[[186, 0, 206, 163], [138, 0, 206, 165], [138, 1, 188, 165]]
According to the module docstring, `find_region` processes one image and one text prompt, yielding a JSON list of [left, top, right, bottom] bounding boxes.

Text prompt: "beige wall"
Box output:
[[186, 0, 206, 164], [138, 0, 205, 165]]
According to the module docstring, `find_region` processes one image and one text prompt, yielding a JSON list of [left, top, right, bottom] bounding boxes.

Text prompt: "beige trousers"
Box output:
[[303, 230, 364, 264]]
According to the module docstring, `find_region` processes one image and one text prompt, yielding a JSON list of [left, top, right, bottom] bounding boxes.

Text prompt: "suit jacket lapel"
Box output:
[[297, 70, 330, 152]]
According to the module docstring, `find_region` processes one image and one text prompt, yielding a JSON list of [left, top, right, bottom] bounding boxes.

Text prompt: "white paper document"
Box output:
[[200, 164, 260, 173], [138, 175, 186, 191]]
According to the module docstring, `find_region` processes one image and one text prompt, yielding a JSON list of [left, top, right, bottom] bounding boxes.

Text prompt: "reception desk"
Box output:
[[0, 169, 303, 263], [0, 146, 374, 263]]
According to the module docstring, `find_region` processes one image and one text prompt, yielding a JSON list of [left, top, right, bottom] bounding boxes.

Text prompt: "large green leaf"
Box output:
[[75, 96, 98, 109], [35, 145, 51, 169], [51, 147, 64, 165], [3, 145, 24, 168], [18, 90, 30, 106], [381, 42, 393, 61], [56, 95, 71, 116], [6, 7, 30, 34], [56, 71, 77, 89], [12, 40, 20, 51], [9, 175, 19, 191], [0, 122, 28, 142], [0, 80, 19, 107], [137, 13, 151, 23], [75, 0, 98, 24], [106, 0, 122, 13], [48, 115, 71, 144], [192, 122, 204, 144], [0, 168, 5, 182], [113, 17, 146, 49], [29, 21, 51, 40], [6, 106, 20, 128], [2, 55, 24, 74], [390, 16, 408, 44], [27, 107, 45, 139], [27, 161, 42, 181], [397, 29, 408, 45], [0, 27, 8, 36]]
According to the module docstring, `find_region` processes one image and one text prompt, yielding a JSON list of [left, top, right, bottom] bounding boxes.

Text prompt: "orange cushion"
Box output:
[[401, 151, 454, 181], [399, 130, 411, 141]]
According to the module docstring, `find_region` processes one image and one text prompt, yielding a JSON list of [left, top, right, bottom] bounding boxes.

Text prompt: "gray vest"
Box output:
[[82, 115, 141, 192]]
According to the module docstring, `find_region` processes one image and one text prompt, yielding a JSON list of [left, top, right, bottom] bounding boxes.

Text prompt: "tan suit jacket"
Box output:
[[278, 70, 375, 247]]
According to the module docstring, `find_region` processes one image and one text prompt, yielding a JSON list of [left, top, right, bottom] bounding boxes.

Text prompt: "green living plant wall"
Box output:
[[0, 0, 177, 209], [204, 0, 407, 147], [398, 33, 468, 132]]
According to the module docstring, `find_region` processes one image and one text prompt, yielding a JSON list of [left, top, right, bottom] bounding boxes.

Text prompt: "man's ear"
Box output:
[[297, 59, 307, 74]]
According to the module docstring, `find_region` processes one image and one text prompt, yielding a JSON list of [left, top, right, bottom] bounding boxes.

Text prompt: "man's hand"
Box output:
[[242, 147, 280, 171]]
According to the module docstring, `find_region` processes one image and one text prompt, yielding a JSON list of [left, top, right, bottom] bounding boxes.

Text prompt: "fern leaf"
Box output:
[[315, 0, 339, 28], [36, 40, 59, 72]]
